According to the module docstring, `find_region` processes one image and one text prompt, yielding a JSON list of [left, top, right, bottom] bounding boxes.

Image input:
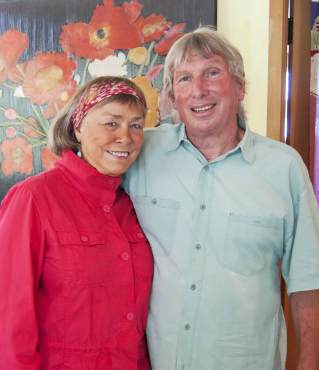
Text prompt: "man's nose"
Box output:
[[191, 76, 208, 97]]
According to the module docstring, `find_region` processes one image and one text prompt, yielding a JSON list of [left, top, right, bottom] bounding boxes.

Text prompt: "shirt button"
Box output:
[[121, 252, 129, 261], [103, 205, 111, 213], [126, 312, 134, 320], [195, 243, 201, 250], [190, 284, 197, 291], [200, 204, 206, 211], [184, 323, 191, 330], [81, 235, 88, 242], [151, 198, 157, 205]]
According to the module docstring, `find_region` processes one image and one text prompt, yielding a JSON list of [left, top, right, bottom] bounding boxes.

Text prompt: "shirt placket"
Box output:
[[176, 164, 213, 369]]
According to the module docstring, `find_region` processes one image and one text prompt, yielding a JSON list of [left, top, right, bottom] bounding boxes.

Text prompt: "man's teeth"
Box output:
[[108, 150, 129, 158], [192, 104, 214, 113]]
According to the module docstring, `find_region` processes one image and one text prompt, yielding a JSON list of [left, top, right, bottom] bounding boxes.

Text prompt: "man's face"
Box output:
[[172, 52, 245, 139]]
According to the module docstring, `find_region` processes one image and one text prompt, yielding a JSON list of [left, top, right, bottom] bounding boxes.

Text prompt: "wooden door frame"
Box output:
[[267, 1, 311, 369]]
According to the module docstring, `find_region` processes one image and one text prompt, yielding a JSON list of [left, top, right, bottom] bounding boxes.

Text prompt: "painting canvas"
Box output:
[[0, 0, 217, 199]]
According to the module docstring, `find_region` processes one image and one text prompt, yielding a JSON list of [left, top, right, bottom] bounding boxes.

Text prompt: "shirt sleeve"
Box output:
[[0, 185, 45, 370], [281, 157, 319, 294]]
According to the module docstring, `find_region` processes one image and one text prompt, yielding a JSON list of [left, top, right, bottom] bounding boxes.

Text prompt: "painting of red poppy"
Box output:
[[0, 0, 216, 199]]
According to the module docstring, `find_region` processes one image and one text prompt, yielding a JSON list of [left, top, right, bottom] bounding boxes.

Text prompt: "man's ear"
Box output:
[[238, 83, 245, 101]]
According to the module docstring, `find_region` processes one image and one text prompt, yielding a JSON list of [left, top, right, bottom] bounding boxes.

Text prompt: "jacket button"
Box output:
[[121, 252, 129, 261], [136, 232, 144, 239], [126, 312, 134, 320], [81, 235, 88, 242], [103, 205, 111, 213]]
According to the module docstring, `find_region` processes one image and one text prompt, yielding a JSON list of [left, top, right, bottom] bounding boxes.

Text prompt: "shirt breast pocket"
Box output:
[[56, 231, 108, 284], [132, 195, 180, 256], [215, 212, 283, 276]]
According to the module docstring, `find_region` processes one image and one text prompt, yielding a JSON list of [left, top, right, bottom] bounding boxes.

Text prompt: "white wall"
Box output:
[[218, 1, 270, 135]]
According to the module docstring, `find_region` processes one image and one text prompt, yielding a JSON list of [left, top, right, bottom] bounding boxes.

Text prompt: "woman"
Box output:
[[0, 76, 153, 370]]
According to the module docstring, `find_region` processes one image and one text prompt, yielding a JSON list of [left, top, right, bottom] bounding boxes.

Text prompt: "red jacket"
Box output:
[[0, 150, 153, 370]]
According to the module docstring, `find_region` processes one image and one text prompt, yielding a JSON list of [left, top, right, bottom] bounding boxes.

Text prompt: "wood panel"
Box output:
[[267, 1, 311, 369], [288, 0, 311, 167], [267, 0, 288, 142]]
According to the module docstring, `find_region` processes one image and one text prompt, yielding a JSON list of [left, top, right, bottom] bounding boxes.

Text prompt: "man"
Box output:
[[124, 27, 319, 370]]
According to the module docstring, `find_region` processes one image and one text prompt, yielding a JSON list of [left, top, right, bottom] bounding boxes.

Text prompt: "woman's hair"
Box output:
[[48, 76, 147, 156], [162, 26, 246, 121]]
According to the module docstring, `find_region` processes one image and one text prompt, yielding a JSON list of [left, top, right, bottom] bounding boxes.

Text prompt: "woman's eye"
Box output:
[[131, 122, 143, 130], [104, 121, 117, 127]]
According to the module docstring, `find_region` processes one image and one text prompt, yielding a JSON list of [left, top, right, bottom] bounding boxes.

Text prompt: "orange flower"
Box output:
[[131, 76, 159, 127], [91, 0, 143, 49], [135, 14, 171, 43], [22, 52, 76, 105], [41, 146, 59, 170], [0, 29, 28, 84], [122, 0, 143, 23], [43, 80, 77, 119], [155, 23, 186, 56], [60, 0, 143, 59], [60, 22, 114, 60], [0, 137, 33, 176]]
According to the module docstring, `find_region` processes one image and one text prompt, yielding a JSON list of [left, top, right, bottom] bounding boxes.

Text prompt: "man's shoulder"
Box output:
[[143, 122, 182, 151], [252, 131, 304, 164]]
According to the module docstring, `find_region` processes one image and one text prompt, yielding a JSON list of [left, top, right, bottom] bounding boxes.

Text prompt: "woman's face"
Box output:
[[75, 100, 145, 176]]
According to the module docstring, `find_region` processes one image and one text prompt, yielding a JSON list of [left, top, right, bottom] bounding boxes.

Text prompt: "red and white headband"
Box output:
[[71, 81, 146, 129]]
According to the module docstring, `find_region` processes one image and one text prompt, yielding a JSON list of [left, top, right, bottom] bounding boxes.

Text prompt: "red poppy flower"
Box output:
[[0, 29, 28, 84], [135, 14, 171, 43], [122, 0, 143, 23], [22, 52, 76, 105], [155, 23, 186, 56], [0, 137, 33, 176], [60, 22, 114, 60], [90, 0, 143, 49]]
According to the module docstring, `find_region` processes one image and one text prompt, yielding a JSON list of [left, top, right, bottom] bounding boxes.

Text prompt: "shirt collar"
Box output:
[[56, 150, 121, 208], [164, 119, 256, 164]]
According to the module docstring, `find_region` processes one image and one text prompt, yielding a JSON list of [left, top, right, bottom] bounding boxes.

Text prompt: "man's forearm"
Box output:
[[290, 289, 319, 370]]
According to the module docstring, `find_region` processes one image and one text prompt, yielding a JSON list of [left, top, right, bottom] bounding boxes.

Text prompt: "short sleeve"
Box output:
[[281, 158, 319, 294]]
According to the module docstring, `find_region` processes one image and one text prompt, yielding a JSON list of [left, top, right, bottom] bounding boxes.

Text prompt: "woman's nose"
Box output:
[[115, 125, 132, 144]]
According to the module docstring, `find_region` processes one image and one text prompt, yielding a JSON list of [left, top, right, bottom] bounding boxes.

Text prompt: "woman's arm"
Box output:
[[0, 185, 45, 370]]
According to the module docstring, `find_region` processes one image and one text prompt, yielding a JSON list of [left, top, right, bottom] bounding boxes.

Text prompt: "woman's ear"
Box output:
[[74, 127, 81, 143]]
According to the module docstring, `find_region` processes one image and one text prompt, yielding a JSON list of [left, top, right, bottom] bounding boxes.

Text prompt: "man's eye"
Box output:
[[207, 69, 219, 77], [178, 75, 191, 83]]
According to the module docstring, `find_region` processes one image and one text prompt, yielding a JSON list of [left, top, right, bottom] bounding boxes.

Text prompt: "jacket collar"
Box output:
[[56, 150, 121, 208]]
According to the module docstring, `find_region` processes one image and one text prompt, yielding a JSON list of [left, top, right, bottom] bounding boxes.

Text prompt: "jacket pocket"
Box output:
[[55, 230, 109, 284], [215, 212, 283, 276], [57, 231, 105, 247], [132, 195, 180, 256]]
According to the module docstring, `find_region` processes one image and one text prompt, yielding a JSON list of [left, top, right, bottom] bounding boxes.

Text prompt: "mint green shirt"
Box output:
[[124, 122, 319, 370]]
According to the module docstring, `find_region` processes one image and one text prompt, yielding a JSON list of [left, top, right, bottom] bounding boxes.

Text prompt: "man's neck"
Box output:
[[186, 126, 245, 162]]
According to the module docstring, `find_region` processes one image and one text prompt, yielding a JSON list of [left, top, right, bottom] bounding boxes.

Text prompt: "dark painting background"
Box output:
[[0, 0, 217, 199]]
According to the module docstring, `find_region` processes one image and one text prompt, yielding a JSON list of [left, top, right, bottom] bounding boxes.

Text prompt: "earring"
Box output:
[[77, 149, 82, 158]]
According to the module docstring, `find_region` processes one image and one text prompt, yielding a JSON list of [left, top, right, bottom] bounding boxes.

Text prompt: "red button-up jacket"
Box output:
[[0, 150, 153, 370]]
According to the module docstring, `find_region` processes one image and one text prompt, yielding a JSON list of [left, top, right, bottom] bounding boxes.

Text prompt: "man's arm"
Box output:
[[290, 289, 319, 370]]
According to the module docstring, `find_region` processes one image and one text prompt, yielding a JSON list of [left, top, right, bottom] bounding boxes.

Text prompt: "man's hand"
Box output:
[[290, 289, 319, 370]]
